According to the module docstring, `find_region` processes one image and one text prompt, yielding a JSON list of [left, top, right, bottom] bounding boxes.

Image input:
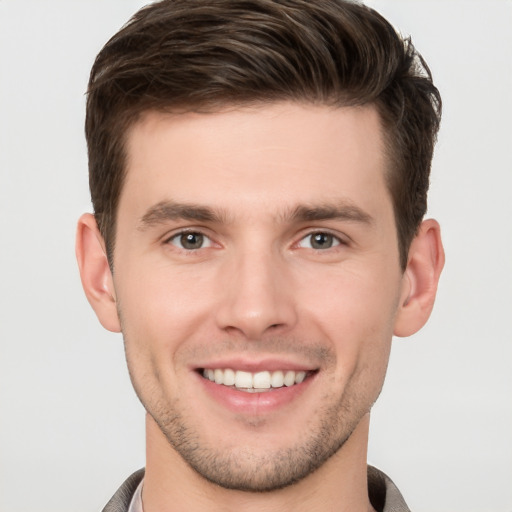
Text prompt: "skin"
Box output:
[[77, 102, 444, 512]]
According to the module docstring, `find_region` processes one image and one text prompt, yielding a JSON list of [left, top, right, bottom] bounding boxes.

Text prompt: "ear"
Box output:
[[394, 219, 445, 337], [75, 213, 121, 333]]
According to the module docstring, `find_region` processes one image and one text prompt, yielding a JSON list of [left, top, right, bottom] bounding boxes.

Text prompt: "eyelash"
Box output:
[[164, 230, 214, 251], [296, 231, 346, 250], [163, 229, 347, 252]]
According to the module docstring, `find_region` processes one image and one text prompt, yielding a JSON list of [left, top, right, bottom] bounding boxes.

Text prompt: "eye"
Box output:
[[167, 231, 213, 250], [298, 232, 342, 250]]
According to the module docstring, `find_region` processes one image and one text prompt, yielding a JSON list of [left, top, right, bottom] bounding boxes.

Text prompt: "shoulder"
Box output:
[[368, 465, 411, 512], [102, 468, 145, 512]]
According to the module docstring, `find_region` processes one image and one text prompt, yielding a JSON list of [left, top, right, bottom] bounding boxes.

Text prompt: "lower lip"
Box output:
[[196, 372, 315, 414]]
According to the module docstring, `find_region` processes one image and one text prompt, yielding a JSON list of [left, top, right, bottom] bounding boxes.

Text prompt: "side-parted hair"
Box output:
[[86, 0, 441, 269]]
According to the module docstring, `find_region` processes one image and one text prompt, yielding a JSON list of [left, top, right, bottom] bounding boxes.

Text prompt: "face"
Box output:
[[112, 103, 407, 491]]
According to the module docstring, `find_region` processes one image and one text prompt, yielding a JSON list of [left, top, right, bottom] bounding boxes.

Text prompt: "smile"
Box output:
[[201, 368, 311, 392]]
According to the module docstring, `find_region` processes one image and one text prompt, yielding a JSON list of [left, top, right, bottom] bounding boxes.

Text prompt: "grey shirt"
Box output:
[[102, 466, 410, 512]]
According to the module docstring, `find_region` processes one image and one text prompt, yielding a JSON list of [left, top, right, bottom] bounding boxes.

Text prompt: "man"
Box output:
[[76, 0, 444, 510]]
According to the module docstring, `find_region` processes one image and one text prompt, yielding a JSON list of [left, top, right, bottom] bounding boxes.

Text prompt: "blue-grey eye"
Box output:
[[298, 232, 340, 250]]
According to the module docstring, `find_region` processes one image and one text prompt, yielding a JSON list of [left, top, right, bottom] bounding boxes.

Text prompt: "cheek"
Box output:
[[116, 261, 216, 338], [115, 263, 227, 398], [301, 261, 401, 326], [117, 269, 206, 403], [298, 264, 400, 373]]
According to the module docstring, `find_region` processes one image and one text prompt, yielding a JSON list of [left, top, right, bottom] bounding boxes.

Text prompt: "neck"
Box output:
[[143, 413, 375, 512]]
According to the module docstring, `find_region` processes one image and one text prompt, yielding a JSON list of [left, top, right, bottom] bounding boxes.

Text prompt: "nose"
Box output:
[[215, 248, 298, 340]]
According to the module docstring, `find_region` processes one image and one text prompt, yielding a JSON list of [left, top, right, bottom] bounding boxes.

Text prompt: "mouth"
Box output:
[[200, 368, 316, 393]]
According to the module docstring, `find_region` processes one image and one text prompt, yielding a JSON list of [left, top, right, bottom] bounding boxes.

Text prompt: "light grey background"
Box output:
[[0, 1, 511, 511]]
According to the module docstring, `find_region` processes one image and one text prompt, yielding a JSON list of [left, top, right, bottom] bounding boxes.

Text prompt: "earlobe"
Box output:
[[394, 219, 445, 337], [75, 213, 121, 333]]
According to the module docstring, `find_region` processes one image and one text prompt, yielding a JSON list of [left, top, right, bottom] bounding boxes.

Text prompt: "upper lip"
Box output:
[[193, 357, 318, 373]]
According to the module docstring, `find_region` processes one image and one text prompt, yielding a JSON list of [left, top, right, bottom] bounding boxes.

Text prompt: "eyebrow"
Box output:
[[138, 199, 374, 230], [288, 203, 374, 225], [138, 201, 225, 230]]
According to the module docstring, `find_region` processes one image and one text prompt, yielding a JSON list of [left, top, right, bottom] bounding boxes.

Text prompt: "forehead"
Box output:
[[120, 102, 390, 222]]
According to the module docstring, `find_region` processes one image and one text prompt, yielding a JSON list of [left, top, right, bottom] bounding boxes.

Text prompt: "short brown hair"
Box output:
[[86, 0, 441, 269]]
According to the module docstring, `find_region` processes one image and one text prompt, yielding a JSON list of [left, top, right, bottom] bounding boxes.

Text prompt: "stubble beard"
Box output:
[[120, 317, 384, 493], [144, 373, 374, 492]]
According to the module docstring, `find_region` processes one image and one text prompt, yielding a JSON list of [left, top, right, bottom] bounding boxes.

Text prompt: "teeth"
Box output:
[[223, 368, 236, 386], [283, 370, 295, 387], [253, 371, 271, 389], [202, 368, 309, 390], [271, 371, 284, 388], [295, 371, 306, 384], [235, 370, 253, 389]]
